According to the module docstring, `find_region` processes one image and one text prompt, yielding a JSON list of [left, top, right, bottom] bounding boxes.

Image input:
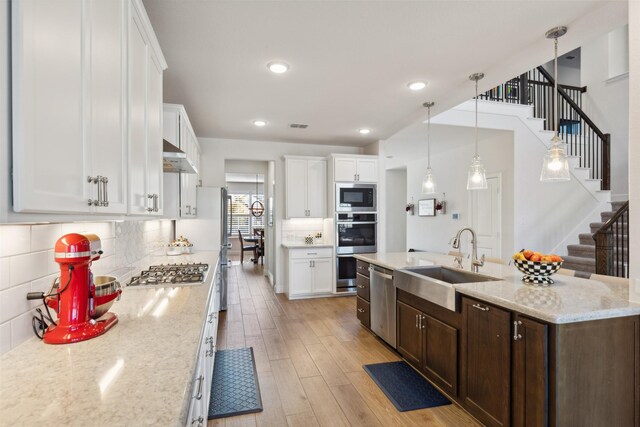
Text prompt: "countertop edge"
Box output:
[[352, 252, 640, 325]]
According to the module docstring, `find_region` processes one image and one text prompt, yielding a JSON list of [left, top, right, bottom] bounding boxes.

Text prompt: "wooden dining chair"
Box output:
[[238, 230, 257, 264]]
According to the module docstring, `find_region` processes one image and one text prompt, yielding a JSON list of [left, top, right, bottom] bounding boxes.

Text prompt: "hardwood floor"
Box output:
[[209, 261, 480, 427]]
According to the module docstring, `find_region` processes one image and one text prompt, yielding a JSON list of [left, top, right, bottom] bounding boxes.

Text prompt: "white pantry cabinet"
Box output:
[[12, 0, 129, 214], [127, 0, 167, 216], [284, 156, 326, 218], [163, 104, 201, 218], [285, 247, 333, 299], [333, 156, 378, 182]]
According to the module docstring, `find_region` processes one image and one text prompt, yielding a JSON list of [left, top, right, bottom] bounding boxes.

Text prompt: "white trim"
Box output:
[[605, 72, 629, 84]]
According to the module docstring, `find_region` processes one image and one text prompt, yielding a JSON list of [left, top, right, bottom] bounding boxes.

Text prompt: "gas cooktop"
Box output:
[[127, 263, 209, 287]]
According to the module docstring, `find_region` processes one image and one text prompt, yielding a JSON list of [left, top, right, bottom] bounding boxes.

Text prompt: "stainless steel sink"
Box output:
[[394, 266, 501, 311]]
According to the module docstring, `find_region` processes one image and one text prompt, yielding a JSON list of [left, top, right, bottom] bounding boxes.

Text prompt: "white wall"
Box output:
[[628, 0, 639, 300], [542, 60, 581, 87], [198, 137, 361, 292], [384, 124, 514, 258], [385, 169, 407, 252], [581, 25, 629, 201]]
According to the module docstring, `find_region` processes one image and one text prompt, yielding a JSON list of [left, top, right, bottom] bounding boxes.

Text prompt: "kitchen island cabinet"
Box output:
[[461, 297, 511, 427], [0, 251, 220, 426], [355, 252, 640, 427]]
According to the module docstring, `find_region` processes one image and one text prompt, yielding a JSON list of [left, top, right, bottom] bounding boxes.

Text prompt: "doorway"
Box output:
[[469, 173, 502, 258], [224, 160, 276, 283]]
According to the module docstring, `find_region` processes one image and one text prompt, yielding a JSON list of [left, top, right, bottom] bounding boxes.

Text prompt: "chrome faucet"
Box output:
[[451, 227, 485, 272]]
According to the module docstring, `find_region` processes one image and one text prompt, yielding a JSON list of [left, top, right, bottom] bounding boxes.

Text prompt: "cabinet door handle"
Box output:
[[513, 320, 522, 341], [472, 303, 490, 312], [155, 194, 160, 212], [193, 206, 197, 216], [190, 416, 204, 427], [357, 308, 365, 313], [102, 176, 109, 207], [206, 339, 215, 357], [194, 374, 204, 400], [208, 313, 217, 324], [422, 315, 426, 329], [87, 176, 99, 206], [147, 194, 154, 212], [415, 314, 419, 328]]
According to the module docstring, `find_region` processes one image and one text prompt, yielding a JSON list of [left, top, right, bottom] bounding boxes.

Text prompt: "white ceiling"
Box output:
[[143, 0, 626, 147]]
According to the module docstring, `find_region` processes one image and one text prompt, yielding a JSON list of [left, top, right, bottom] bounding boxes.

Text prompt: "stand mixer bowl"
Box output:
[[93, 276, 122, 319]]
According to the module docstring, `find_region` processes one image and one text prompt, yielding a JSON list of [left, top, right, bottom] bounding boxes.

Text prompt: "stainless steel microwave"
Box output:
[[336, 183, 376, 212]]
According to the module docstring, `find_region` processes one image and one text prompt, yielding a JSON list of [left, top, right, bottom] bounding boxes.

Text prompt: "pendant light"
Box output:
[[250, 174, 264, 217], [540, 26, 571, 182], [421, 102, 437, 194], [467, 73, 488, 190]]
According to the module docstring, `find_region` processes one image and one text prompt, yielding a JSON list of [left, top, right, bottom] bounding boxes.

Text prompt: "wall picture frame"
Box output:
[[418, 198, 436, 217]]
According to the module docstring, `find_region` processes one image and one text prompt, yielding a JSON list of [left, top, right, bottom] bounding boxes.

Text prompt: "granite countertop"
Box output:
[[0, 250, 219, 427], [281, 242, 333, 249], [354, 252, 640, 324]]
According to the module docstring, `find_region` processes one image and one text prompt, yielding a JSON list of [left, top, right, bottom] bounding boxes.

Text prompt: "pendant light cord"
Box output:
[[553, 37, 559, 139], [427, 105, 431, 168], [474, 77, 479, 157]]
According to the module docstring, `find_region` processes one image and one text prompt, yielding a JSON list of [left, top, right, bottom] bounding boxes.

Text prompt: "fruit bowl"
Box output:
[[513, 259, 563, 285]]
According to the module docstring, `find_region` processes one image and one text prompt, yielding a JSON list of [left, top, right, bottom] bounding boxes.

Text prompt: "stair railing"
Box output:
[[593, 201, 629, 278], [480, 66, 611, 190]]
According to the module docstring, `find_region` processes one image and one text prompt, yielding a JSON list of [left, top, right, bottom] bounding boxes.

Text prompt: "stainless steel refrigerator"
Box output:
[[219, 187, 230, 311], [175, 186, 229, 311]]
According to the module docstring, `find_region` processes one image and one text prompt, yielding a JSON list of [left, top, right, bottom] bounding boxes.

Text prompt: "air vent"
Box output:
[[289, 123, 308, 129], [565, 55, 575, 60]]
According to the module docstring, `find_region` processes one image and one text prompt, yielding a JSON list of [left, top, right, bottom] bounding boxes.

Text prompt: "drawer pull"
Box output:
[[357, 284, 365, 289], [357, 308, 365, 313], [472, 303, 490, 312], [513, 320, 522, 341], [191, 416, 204, 427], [194, 374, 204, 400]]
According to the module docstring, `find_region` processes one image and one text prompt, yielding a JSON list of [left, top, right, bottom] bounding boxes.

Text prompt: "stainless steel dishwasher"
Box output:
[[369, 264, 396, 348]]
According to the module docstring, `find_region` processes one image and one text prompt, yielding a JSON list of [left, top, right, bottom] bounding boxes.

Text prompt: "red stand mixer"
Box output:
[[29, 233, 121, 344]]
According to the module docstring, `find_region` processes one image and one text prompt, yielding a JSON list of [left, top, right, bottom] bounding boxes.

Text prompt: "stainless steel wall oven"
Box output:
[[336, 213, 377, 290]]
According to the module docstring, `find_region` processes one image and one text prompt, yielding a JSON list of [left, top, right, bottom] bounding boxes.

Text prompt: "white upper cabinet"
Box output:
[[285, 156, 326, 218], [127, 0, 167, 216], [13, 0, 113, 213], [333, 156, 378, 182], [11, 0, 165, 216], [163, 104, 201, 218]]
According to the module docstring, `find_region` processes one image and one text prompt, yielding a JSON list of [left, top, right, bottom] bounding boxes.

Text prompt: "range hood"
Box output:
[[163, 140, 197, 174]]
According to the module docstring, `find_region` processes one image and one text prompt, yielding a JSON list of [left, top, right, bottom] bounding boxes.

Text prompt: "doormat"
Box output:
[[363, 361, 451, 412], [208, 347, 263, 419]]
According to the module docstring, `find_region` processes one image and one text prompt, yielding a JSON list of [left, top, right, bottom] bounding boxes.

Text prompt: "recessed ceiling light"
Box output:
[[359, 128, 371, 135], [407, 81, 427, 91], [253, 120, 267, 127], [267, 62, 289, 74]]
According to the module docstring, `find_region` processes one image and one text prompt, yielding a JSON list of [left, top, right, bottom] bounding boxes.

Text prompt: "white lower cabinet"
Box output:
[[286, 247, 333, 298], [186, 257, 220, 427]]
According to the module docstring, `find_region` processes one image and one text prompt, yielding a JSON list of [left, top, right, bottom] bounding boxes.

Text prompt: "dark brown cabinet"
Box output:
[[355, 260, 371, 328], [512, 314, 548, 427], [461, 297, 511, 427], [397, 300, 458, 396]]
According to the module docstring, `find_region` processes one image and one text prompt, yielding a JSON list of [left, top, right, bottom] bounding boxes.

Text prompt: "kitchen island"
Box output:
[[0, 250, 219, 427], [354, 251, 640, 427]]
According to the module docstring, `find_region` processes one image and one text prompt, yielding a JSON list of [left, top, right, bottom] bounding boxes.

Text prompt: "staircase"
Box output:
[[479, 65, 630, 278], [563, 201, 628, 277]]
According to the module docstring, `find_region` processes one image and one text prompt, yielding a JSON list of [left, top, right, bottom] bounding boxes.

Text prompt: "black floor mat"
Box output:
[[208, 347, 263, 419]]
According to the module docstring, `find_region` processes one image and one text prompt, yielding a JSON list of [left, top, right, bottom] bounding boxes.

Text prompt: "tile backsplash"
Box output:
[[281, 218, 326, 244], [0, 220, 172, 354]]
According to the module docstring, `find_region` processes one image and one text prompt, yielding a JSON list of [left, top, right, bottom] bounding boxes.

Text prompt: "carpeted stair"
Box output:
[[562, 201, 628, 277]]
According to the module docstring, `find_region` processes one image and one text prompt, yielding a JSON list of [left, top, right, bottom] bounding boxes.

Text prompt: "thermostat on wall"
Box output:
[[452, 212, 460, 220]]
